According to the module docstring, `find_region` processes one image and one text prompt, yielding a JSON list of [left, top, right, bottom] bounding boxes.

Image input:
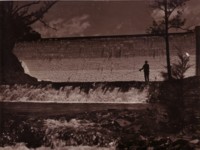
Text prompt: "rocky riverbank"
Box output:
[[1, 76, 200, 149]]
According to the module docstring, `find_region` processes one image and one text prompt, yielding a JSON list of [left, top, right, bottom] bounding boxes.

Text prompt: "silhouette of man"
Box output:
[[139, 61, 149, 82]]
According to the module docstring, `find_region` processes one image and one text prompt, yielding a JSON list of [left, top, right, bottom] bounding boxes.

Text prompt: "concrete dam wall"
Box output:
[[14, 32, 195, 60], [13, 32, 196, 82]]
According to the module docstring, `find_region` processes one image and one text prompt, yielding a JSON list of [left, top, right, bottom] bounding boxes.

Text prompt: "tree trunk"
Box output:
[[164, 0, 172, 80], [0, 5, 37, 84], [1, 40, 37, 84]]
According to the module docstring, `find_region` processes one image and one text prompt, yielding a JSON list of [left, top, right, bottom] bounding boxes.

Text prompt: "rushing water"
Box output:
[[22, 55, 196, 82]]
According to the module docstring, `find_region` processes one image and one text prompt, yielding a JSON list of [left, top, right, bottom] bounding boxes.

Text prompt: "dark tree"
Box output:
[[147, 0, 189, 80], [0, 1, 56, 84], [18, 27, 41, 42]]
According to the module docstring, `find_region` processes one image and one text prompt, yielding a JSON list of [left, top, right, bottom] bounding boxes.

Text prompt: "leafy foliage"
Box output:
[[146, 20, 166, 35], [171, 52, 192, 79], [0, 1, 56, 83], [18, 27, 41, 41], [147, 0, 190, 79], [161, 51, 192, 80], [1, 1, 56, 39], [147, 0, 189, 34]]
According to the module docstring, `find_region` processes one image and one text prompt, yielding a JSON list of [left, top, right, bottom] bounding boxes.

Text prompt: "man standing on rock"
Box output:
[[139, 61, 150, 82]]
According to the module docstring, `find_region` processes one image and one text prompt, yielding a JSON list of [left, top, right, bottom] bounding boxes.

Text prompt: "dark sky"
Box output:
[[31, 0, 200, 38]]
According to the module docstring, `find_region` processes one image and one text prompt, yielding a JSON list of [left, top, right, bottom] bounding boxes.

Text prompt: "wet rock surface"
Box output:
[[1, 107, 200, 149]]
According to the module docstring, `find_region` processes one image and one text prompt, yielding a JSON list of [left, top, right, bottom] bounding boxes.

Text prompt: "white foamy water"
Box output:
[[1, 85, 149, 103], [21, 60, 31, 75], [44, 118, 95, 129], [23, 55, 196, 82]]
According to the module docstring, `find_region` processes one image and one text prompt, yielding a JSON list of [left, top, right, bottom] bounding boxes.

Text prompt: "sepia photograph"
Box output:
[[0, 0, 200, 149]]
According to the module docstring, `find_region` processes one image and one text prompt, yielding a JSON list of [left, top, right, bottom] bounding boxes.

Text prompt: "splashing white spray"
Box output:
[[21, 60, 30, 75]]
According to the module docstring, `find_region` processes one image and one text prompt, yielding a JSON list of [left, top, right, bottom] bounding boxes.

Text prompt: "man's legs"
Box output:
[[144, 72, 146, 82], [144, 72, 149, 82], [147, 72, 149, 82]]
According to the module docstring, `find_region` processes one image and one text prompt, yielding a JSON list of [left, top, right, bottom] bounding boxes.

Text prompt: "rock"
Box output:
[[190, 139, 199, 144], [4, 72, 38, 84], [115, 119, 131, 127], [147, 147, 154, 150], [139, 135, 147, 141], [170, 139, 193, 150]]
